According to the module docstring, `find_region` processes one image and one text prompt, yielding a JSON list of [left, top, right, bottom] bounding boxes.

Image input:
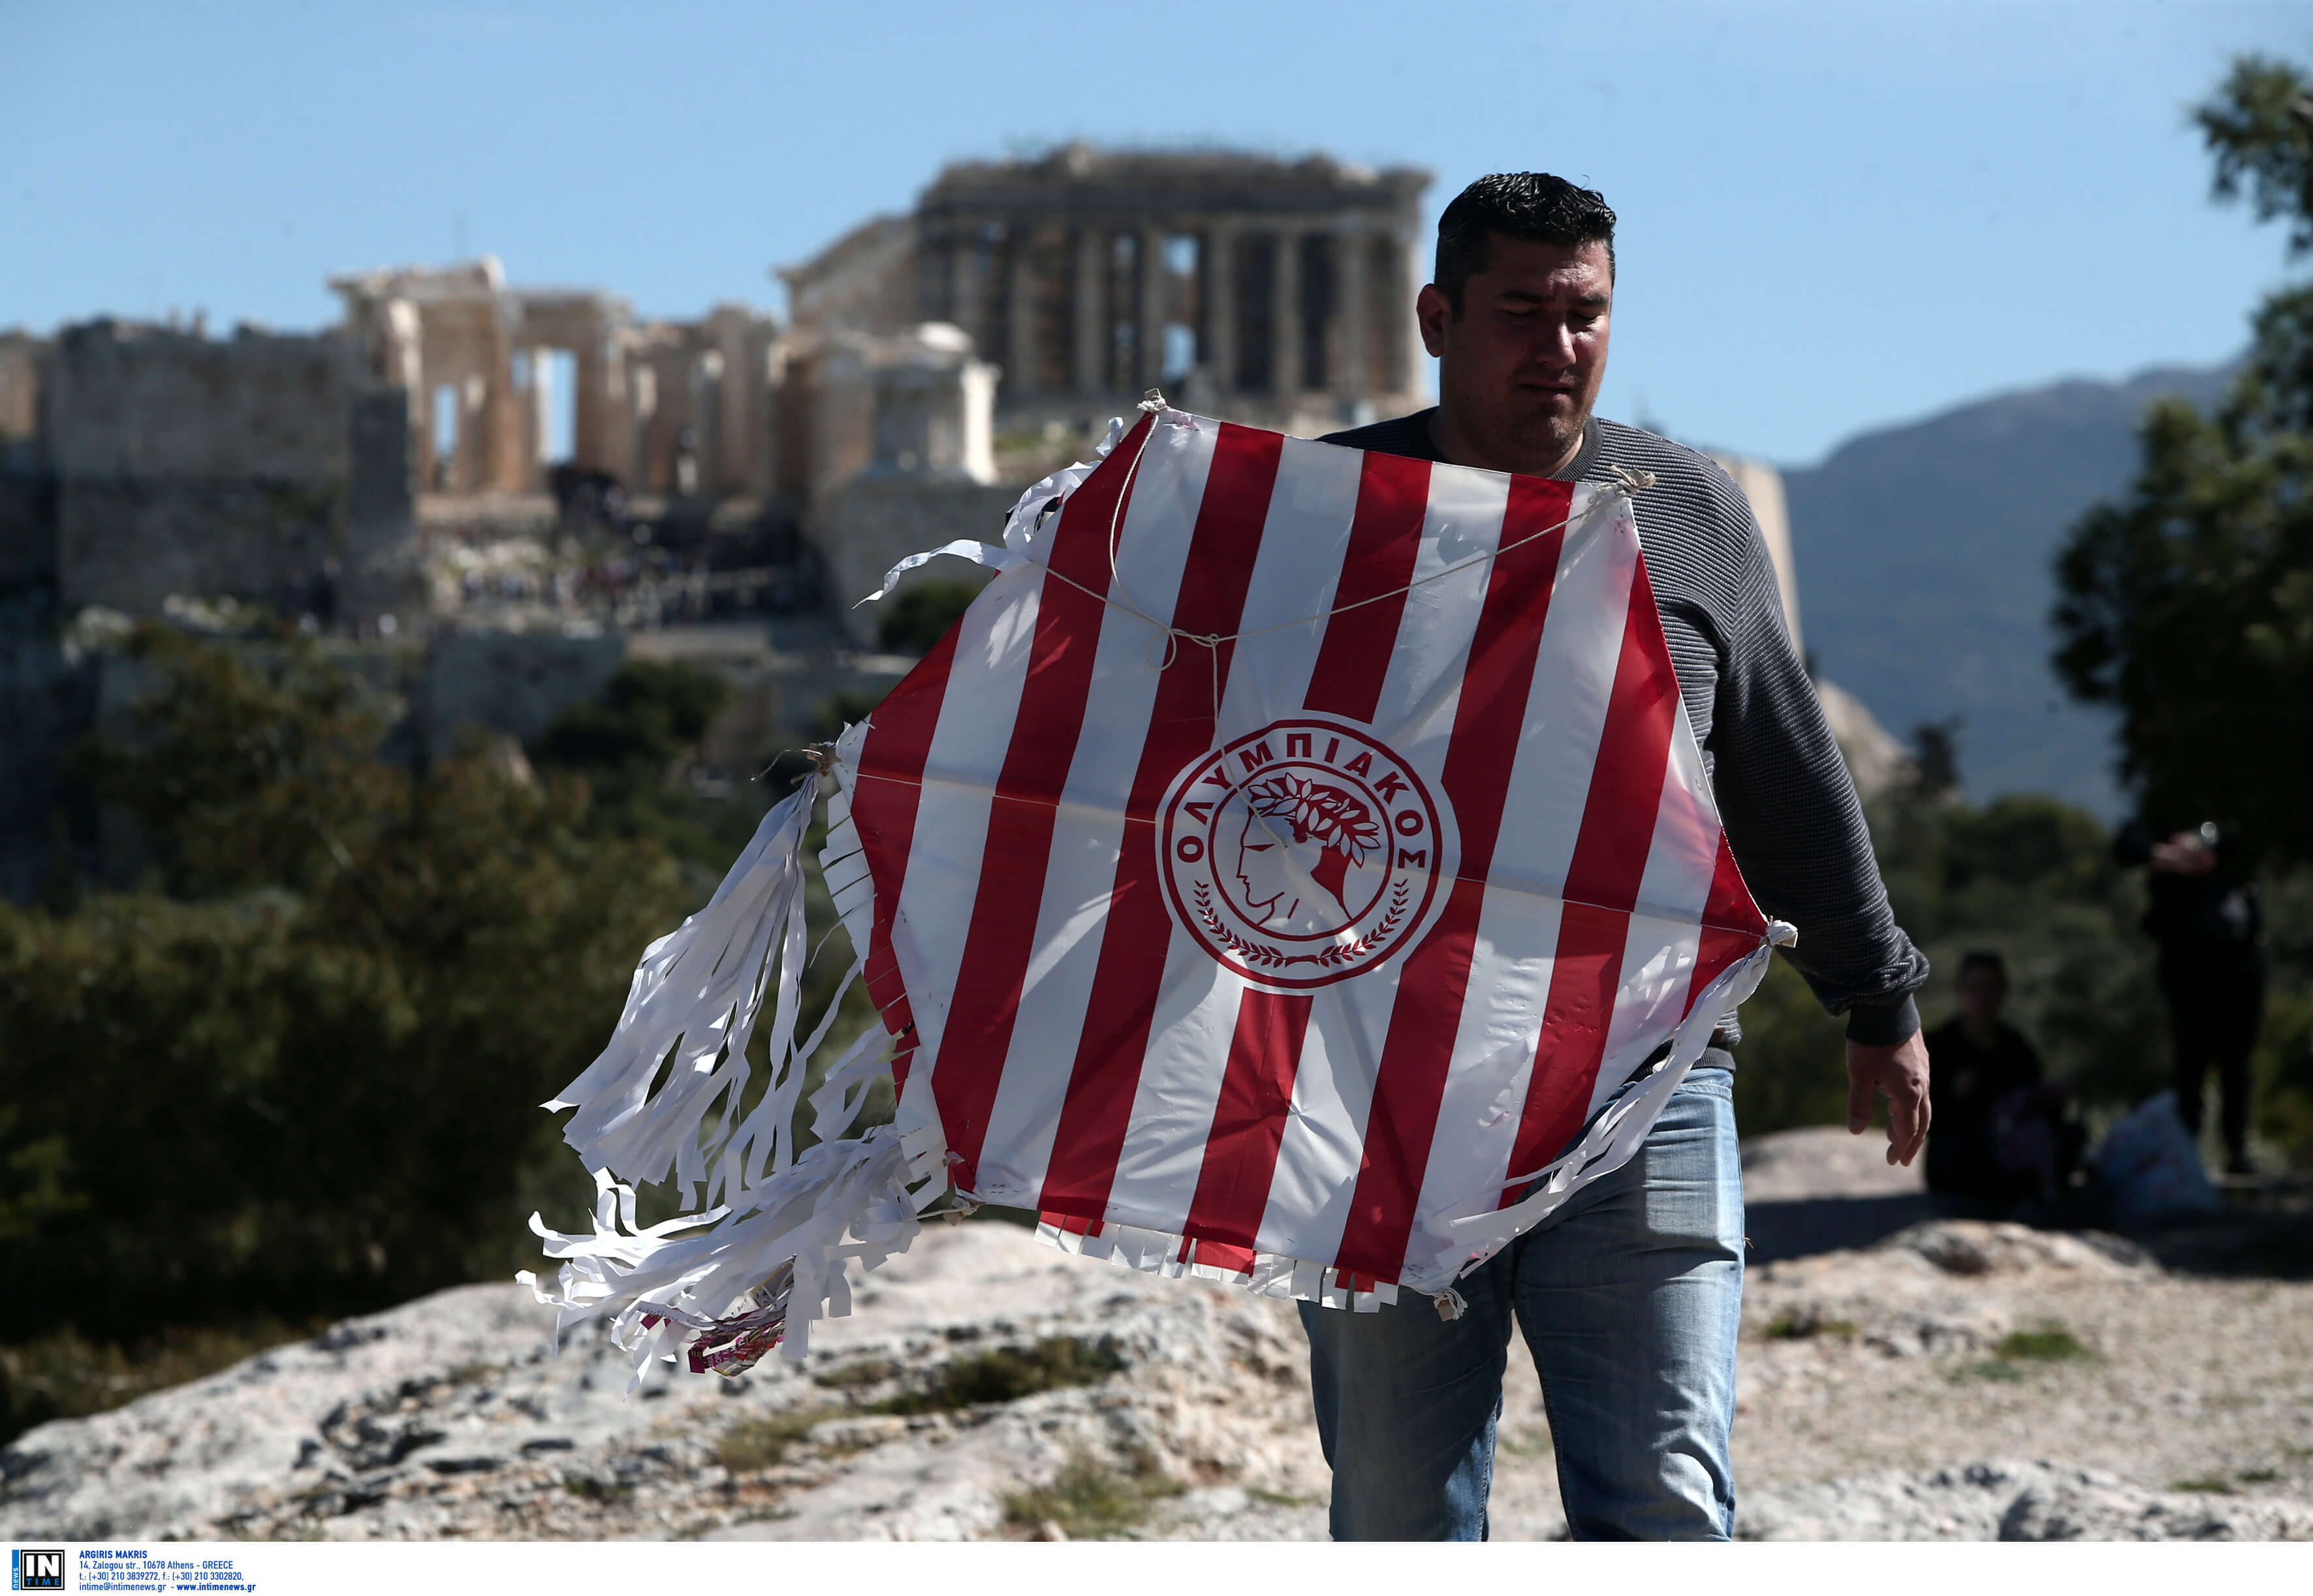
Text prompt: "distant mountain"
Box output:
[[1780, 362, 2236, 817]]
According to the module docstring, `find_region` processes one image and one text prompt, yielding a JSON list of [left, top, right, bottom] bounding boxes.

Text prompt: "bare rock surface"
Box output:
[[1742, 1459, 2313, 1541], [0, 1223, 1349, 1542], [7, 1127, 2312, 1541], [1740, 1124, 1931, 1202]]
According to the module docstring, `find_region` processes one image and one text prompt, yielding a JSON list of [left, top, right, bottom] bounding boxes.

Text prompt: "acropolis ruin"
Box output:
[[0, 143, 1841, 902], [330, 260, 778, 501], [786, 145, 1432, 437]]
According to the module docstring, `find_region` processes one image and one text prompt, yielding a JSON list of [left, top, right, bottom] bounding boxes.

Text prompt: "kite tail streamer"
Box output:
[[522, 757, 938, 1383], [542, 783, 815, 1200], [519, 1117, 950, 1388]]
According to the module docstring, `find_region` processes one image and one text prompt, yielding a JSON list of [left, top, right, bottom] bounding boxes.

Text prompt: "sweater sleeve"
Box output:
[[1686, 478, 1929, 1042]]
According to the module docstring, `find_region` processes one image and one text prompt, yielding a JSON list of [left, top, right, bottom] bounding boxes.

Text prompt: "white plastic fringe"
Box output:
[[520, 772, 940, 1385], [1035, 1216, 1402, 1313], [521, 1121, 949, 1388], [542, 784, 819, 1206]]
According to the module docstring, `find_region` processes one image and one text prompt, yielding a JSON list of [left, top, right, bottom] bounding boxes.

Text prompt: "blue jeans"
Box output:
[[1298, 1061, 1744, 1541]]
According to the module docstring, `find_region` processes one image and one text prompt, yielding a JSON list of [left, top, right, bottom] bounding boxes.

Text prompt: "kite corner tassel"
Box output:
[[516, 747, 950, 1387], [520, 1116, 952, 1388]]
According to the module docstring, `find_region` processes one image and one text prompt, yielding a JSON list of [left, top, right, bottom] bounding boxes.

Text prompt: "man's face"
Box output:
[[1419, 235, 1613, 475]]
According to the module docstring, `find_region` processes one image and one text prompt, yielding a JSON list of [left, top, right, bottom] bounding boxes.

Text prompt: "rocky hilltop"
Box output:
[[5, 1128, 2310, 1542]]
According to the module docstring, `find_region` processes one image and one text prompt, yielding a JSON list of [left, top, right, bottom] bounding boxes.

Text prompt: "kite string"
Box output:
[[1035, 394, 1657, 719]]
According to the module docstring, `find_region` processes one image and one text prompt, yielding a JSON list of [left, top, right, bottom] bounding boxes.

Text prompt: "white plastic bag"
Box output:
[[2092, 1090, 2224, 1228]]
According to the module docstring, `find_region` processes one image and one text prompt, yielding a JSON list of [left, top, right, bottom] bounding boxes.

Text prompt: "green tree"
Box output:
[[531, 659, 747, 866], [76, 626, 403, 898], [2, 629, 689, 1329], [2053, 54, 2313, 862], [878, 579, 985, 655], [534, 659, 729, 783], [2046, 51, 2313, 1164], [1, 627, 897, 1440], [1733, 766, 2171, 1137]]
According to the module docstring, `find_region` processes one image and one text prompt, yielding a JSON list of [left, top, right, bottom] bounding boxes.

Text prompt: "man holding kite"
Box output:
[[522, 170, 1929, 1550], [1304, 173, 1930, 1540]]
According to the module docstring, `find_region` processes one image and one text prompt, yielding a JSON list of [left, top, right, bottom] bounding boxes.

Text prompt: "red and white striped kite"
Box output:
[[524, 401, 1787, 1381]]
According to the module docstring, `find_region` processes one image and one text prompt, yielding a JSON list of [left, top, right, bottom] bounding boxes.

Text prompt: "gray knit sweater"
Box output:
[[1322, 409, 1928, 1046]]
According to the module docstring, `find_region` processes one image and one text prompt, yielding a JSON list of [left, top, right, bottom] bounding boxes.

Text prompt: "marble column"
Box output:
[[1136, 225, 1165, 394], [1334, 221, 1370, 398], [1381, 228, 1423, 398], [1071, 227, 1104, 395], [1272, 229, 1302, 397], [1202, 220, 1236, 399], [1004, 230, 1038, 398], [578, 319, 633, 480], [478, 310, 524, 490]]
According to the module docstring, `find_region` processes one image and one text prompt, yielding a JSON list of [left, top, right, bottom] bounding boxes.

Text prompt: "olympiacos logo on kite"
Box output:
[[1158, 716, 1456, 990]]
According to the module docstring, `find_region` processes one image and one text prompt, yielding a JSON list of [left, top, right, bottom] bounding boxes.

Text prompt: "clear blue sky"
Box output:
[[3, 1, 2307, 463]]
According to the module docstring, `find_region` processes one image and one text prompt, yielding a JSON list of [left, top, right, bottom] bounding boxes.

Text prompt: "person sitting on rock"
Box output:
[[1924, 951, 2075, 1208]]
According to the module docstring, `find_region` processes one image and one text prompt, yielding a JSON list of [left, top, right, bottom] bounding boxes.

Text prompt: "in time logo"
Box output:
[[11, 1548, 63, 1591], [1159, 716, 1456, 989]]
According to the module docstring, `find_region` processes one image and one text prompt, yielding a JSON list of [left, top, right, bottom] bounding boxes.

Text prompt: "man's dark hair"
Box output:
[[1434, 172, 1617, 312], [1958, 950, 2009, 982]]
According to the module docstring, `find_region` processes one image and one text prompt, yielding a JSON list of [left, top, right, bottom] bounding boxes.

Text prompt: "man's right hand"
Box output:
[[1846, 1031, 1930, 1167]]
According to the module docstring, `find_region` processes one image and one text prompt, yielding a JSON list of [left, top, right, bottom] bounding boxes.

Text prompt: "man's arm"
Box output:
[[1689, 471, 1931, 1161]]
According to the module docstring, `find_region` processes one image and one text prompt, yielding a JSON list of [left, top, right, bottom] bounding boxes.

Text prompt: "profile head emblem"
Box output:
[[1161, 717, 1457, 989], [1235, 774, 1383, 931]]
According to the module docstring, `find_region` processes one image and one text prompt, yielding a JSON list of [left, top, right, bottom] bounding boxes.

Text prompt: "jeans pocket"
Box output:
[[1676, 1062, 1735, 1102]]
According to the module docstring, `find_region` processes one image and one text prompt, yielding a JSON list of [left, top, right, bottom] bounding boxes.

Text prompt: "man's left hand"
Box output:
[[1846, 1032, 1930, 1167]]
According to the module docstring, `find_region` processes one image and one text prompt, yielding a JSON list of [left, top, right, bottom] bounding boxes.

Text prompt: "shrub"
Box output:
[[877, 580, 985, 655]]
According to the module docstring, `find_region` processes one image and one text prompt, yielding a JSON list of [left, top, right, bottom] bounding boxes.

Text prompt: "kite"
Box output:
[[522, 399, 1789, 1383]]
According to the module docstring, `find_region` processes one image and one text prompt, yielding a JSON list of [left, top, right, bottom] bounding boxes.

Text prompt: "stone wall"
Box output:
[[420, 630, 627, 752], [0, 469, 56, 590], [41, 322, 417, 629], [44, 322, 356, 482], [808, 477, 1014, 646]]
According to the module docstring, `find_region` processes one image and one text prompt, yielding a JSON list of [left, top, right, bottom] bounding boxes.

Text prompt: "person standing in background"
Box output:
[[2117, 822, 2266, 1176]]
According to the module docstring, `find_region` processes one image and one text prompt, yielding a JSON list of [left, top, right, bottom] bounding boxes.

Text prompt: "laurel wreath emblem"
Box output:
[[1191, 879, 1413, 971]]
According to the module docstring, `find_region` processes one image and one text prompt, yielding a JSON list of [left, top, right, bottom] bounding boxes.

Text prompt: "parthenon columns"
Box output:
[[1071, 229, 1104, 393], [573, 324, 625, 477], [1274, 230, 1302, 399], [925, 214, 1429, 417], [1005, 232, 1039, 399], [1335, 223, 1371, 398], [1204, 221, 1238, 397], [1135, 225, 1165, 392]]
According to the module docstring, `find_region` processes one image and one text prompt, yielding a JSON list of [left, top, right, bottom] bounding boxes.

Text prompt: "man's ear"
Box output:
[[1415, 283, 1453, 359]]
